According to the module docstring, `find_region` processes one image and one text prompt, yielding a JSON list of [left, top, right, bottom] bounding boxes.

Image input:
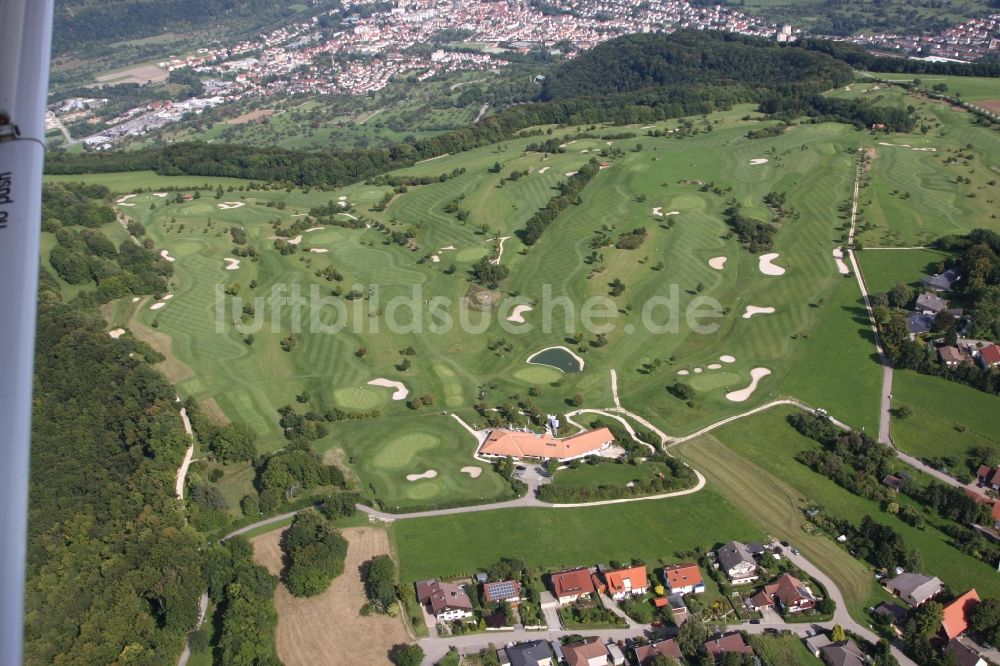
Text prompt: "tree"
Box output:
[[969, 598, 1000, 646], [609, 278, 626, 297], [570, 393, 584, 407], [888, 283, 913, 308], [208, 422, 258, 463], [677, 613, 710, 655], [282, 512, 348, 597], [364, 555, 398, 612], [391, 644, 425, 666], [831, 624, 847, 642]]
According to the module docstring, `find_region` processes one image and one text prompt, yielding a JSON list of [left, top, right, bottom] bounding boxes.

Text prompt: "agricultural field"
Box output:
[[389, 490, 761, 583], [857, 248, 952, 295], [679, 407, 1000, 604], [890, 370, 1000, 468]]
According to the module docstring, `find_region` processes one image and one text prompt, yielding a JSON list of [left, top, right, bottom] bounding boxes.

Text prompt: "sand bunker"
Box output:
[[304, 226, 324, 233], [150, 302, 166, 310], [217, 201, 245, 210], [565, 171, 578, 177], [162, 294, 173, 300], [720, 355, 736, 363], [160, 249, 175, 262], [461, 466, 483, 478], [677, 370, 690, 376], [439, 245, 455, 251], [832, 247, 850, 275], [286, 235, 303, 245], [116, 194, 137, 204], [640, 125, 657, 130], [538, 167, 550, 174], [152, 192, 167, 198], [749, 158, 769, 165], [707, 363, 722, 370], [131, 297, 141, 303], [338, 212, 358, 221], [652, 207, 663, 216], [108, 328, 126, 339], [693, 367, 703, 374], [708, 256, 727, 270], [912, 147, 937, 152], [742, 305, 776, 319], [367, 378, 408, 401], [431, 255, 441, 263], [758, 253, 786, 276], [406, 470, 438, 481], [507, 304, 533, 323], [224, 257, 240, 270], [663, 211, 680, 216], [726, 368, 771, 402], [581, 149, 589, 154], [309, 248, 329, 253]]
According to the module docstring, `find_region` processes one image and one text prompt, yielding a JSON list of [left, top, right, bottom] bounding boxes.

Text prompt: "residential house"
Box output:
[[664, 563, 706, 595], [917, 292, 949, 314], [667, 593, 689, 624], [939, 345, 971, 367], [941, 589, 981, 640], [633, 638, 684, 666], [805, 632, 832, 657], [704, 632, 754, 659], [716, 541, 758, 585], [907, 312, 936, 335], [415, 580, 474, 622], [820, 639, 868, 666], [922, 268, 961, 292], [603, 564, 649, 600], [873, 602, 908, 626], [979, 344, 1000, 369], [886, 572, 944, 607], [484, 580, 522, 605], [562, 637, 609, 666], [882, 474, 905, 492], [750, 573, 817, 613], [977, 465, 1000, 491], [550, 567, 596, 605], [950, 639, 987, 666], [500, 640, 554, 666]]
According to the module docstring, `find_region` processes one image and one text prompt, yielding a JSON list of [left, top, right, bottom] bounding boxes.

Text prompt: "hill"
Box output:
[[541, 31, 853, 100]]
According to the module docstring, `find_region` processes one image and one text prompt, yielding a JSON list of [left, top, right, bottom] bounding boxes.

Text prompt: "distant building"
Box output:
[[907, 312, 936, 335], [478, 427, 614, 461], [603, 564, 649, 600], [562, 637, 609, 666], [939, 345, 971, 367], [820, 639, 868, 666], [484, 579, 522, 605], [499, 640, 554, 666], [917, 292, 949, 313], [750, 573, 817, 613], [922, 268, 961, 292], [663, 563, 705, 595], [549, 567, 596, 605], [979, 344, 1000, 369], [633, 638, 684, 666], [977, 465, 1000, 491], [415, 580, 474, 621], [941, 589, 981, 640], [704, 632, 753, 659]]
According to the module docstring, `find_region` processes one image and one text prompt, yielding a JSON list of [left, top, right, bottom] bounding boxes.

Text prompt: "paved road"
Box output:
[[176, 593, 209, 666]]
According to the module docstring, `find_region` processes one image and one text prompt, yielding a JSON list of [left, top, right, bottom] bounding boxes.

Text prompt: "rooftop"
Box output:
[[479, 427, 614, 460]]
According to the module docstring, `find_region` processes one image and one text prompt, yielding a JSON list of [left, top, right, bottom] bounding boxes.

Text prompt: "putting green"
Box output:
[[689, 372, 740, 391], [455, 247, 488, 262], [333, 387, 385, 411], [372, 433, 441, 469], [514, 365, 563, 384], [171, 240, 207, 257], [669, 194, 704, 210], [433, 364, 465, 407], [404, 479, 446, 500]]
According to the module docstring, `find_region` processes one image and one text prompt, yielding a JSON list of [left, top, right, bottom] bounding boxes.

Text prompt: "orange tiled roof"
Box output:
[[479, 427, 614, 460], [942, 589, 980, 639], [551, 567, 595, 599], [605, 565, 648, 595], [664, 563, 703, 589]]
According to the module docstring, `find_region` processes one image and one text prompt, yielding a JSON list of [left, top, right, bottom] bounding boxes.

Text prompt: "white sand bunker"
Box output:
[[309, 248, 329, 253], [368, 378, 408, 401], [652, 207, 663, 216], [726, 368, 771, 402], [707, 363, 722, 370], [431, 255, 441, 263], [758, 253, 786, 276], [224, 257, 240, 270], [912, 147, 937, 152], [538, 166, 550, 174], [720, 355, 736, 363], [832, 247, 850, 275], [116, 194, 137, 204], [162, 294, 173, 300], [338, 212, 358, 221], [742, 305, 776, 319], [507, 304, 533, 323], [304, 226, 324, 233], [693, 367, 703, 373], [217, 201, 245, 210], [677, 370, 690, 376], [286, 235, 303, 245], [564, 171, 578, 177], [461, 466, 483, 478], [150, 302, 166, 310], [439, 245, 456, 251], [749, 158, 769, 165], [131, 297, 141, 303], [152, 192, 167, 198], [160, 249, 175, 262], [708, 256, 727, 270], [406, 470, 438, 482], [108, 328, 126, 339]]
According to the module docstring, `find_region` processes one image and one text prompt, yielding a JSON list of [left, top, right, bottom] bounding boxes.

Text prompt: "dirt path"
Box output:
[[251, 527, 408, 666]]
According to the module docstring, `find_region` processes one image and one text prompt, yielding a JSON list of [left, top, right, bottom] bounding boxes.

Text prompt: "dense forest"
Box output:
[[45, 31, 922, 187]]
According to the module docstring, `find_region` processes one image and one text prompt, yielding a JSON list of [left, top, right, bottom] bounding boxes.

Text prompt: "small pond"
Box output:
[[526, 346, 584, 373]]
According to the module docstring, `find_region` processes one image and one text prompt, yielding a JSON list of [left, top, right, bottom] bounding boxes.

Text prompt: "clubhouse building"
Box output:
[[477, 427, 615, 462]]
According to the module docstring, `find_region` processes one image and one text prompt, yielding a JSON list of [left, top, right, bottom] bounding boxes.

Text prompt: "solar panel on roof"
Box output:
[[487, 581, 516, 598]]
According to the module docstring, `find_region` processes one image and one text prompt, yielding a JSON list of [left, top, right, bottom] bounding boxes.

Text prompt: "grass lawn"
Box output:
[[390, 491, 762, 582], [680, 407, 1000, 605], [890, 370, 1000, 467], [858, 248, 953, 295], [749, 632, 823, 665], [549, 459, 673, 490]]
